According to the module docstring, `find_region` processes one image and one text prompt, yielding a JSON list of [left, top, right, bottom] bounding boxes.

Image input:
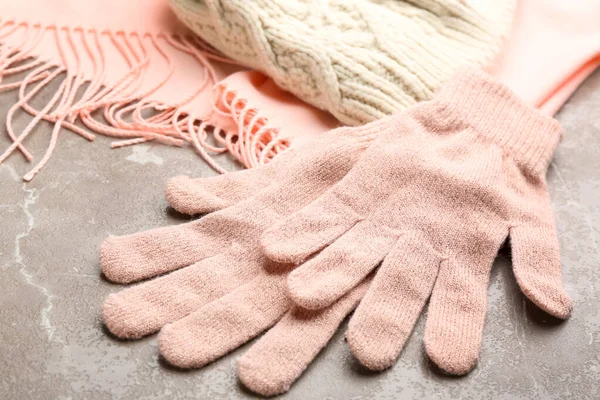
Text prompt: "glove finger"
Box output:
[[100, 218, 227, 283], [346, 234, 440, 370], [510, 224, 572, 318], [424, 230, 507, 375], [166, 162, 278, 215], [261, 187, 365, 265], [238, 275, 371, 397], [287, 220, 399, 310], [506, 170, 573, 319], [158, 261, 292, 369], [102, 246, 260, 339]]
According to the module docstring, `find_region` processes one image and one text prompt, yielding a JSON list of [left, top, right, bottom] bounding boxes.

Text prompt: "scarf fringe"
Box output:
[[0, 20, 288, 181], [196, 82, 291, 174]]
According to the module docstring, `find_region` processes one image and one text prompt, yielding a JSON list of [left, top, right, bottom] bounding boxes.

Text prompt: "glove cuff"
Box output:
[[437, 66, 563, 175]]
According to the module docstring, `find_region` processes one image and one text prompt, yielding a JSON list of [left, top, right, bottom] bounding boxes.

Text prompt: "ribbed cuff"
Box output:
[[436, 66, 563, 175]]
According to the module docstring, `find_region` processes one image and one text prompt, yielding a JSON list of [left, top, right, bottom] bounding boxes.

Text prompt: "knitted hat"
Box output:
[[170, 0, 516, 125]]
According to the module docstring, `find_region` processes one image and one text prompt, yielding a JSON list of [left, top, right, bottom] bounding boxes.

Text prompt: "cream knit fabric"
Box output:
[[170, 0, 515, 125]]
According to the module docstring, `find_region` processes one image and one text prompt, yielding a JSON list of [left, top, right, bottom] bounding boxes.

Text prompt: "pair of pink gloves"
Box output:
[[100, 68, 572, 396]]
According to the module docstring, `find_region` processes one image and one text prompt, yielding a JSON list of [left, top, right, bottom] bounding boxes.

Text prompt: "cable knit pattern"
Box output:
[[169, 0, 515, 125]]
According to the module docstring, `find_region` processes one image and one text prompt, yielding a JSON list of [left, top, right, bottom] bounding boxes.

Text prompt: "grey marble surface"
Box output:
[[1, 70, 599, 400]]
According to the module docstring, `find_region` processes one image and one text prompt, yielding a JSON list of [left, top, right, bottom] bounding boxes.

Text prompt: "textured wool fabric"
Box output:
[[169, 0, 515, 125], [262, 67, 573, 374]]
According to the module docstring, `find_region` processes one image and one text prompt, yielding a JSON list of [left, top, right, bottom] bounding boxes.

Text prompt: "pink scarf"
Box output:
[[0, 0, 336, 180], [488, 0, 600, 115]]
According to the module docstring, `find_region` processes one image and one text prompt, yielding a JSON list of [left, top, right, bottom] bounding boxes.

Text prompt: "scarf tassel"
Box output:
[[0, 19, 288, 181]]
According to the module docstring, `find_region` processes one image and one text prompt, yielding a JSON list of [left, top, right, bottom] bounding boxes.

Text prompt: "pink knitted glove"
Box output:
[[101, 117, 388, 395], [262, 68, 573, 375]]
